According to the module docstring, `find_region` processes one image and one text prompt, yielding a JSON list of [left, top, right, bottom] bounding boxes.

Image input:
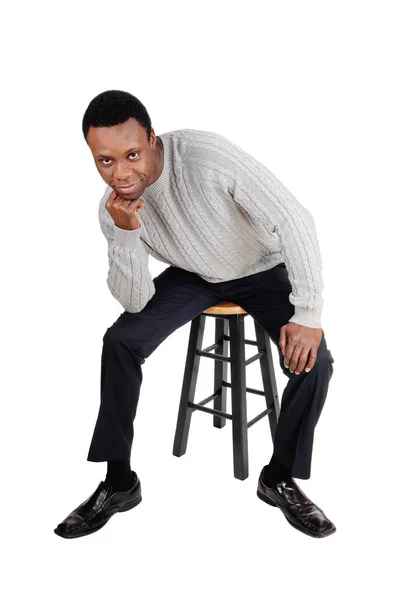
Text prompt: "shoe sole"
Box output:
[[256, 489, 336, 538], [54, 495, 142, 539]]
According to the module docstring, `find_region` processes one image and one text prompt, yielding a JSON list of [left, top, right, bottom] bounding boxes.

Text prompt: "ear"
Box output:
[[149, 128, 156, 146]]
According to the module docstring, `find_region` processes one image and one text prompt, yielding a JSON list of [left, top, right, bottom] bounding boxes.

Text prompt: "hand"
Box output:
[[279, 323, 323, 374], [105, 189, 144, 230]]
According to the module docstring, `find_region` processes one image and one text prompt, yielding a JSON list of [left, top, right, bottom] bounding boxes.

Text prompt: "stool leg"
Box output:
[[173, 314, 206, 457], [253, 321, 280, 441], [228, 314, 249, 480], [213, 317, 229, 429]]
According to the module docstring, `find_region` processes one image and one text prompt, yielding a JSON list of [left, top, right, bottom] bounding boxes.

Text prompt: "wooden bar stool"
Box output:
[[172, 301, 281, 480]]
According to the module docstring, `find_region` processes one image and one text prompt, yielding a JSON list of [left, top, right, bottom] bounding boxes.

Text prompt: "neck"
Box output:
[[144, 133, 170, 194]]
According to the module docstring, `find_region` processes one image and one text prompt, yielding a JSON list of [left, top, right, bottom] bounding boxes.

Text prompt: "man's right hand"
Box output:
[[105, 189, 145, 231]]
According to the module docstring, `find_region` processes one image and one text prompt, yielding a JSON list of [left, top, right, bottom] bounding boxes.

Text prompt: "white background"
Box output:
[[2, 0, 392, 598]]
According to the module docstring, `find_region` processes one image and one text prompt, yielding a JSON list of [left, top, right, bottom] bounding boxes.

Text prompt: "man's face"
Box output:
[[87, 117, 158, 200]]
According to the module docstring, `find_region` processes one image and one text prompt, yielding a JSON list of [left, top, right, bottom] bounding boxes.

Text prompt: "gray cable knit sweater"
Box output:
[[98, 129, 324, 329]]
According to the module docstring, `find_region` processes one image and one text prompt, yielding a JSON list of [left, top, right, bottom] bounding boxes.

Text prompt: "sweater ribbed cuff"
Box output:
[[288, 306, 323, 329], [113, 224, 141, 249]]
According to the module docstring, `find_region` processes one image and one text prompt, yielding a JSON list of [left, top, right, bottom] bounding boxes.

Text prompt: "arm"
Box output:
[[98, 187, 155, 312], [228, 149, 324, 329]]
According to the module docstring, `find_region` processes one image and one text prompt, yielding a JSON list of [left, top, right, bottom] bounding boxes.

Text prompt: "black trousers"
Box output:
[[87, 262, 334, 479]]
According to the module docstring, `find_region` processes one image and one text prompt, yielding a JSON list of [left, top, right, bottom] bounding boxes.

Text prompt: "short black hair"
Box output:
[[82, 90, 152, 143]]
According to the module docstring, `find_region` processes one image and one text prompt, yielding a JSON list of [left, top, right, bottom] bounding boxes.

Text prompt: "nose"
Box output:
[[113, 161, 135, 182]]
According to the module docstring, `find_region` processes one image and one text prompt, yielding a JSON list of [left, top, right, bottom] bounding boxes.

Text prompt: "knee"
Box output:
[[102, 325, 132, 345], [312, 348, 334, 376], [318, 347, 334, 366], [102, 326, 146, 363], [102, 312, 141, 345]]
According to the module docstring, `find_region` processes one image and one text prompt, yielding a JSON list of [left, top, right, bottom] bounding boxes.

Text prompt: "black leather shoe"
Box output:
[[54, 471, 142, 539], [257, 466, 336, 538]]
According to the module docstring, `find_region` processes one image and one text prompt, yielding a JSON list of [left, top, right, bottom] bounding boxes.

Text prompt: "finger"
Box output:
[[105, 190, 118, 208], [124, 199, 143, 213], [284, 343, 295, 369], [295, 346, 311, 374], [113, 196, 133, 210], [279, 328, 287, 354], [304, 347, 318, 373], [289, 346, 301, 373], [112, 195, 129, 208]]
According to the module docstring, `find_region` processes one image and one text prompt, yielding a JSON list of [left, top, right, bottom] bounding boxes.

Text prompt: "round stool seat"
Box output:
[[203, 301, 248, 315]]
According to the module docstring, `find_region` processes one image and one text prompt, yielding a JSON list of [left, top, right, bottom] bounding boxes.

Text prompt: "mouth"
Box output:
[[117, 182, 140, 193]]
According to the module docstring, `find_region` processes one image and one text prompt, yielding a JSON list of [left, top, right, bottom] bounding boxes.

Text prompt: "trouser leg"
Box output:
[[219, 262, 335, 479], [86, 266, 223, 462], [270, 331, 334, 478]]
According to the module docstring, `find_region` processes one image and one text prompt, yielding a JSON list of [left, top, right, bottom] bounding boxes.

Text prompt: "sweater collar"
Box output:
[[144, 132, 171, 195]]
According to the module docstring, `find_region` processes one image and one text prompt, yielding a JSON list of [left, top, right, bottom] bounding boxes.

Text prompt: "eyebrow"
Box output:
[[97, 147, 140, 158]]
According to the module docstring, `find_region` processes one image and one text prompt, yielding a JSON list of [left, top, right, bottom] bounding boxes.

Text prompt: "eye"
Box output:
[[99, 152, 139, 165]]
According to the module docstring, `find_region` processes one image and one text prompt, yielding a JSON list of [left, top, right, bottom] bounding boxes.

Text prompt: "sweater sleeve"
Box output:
[[226, 145, 324, 329], [98, 187, 156, 313]]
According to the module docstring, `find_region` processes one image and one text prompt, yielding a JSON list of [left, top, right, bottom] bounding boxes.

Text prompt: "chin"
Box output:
[[118, 186, 144, 200], [118, 190, 138, 200]]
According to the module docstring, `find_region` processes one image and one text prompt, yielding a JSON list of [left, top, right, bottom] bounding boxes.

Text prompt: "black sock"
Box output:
[[105, 460, 135, 492], [263, 454, 291, 487]]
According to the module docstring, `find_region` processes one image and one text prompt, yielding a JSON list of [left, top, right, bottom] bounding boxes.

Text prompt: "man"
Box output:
[[54, 89, 336, 539]]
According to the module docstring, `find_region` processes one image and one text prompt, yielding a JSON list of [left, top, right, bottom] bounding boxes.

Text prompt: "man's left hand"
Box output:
[[279, 323, 323, 374]]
